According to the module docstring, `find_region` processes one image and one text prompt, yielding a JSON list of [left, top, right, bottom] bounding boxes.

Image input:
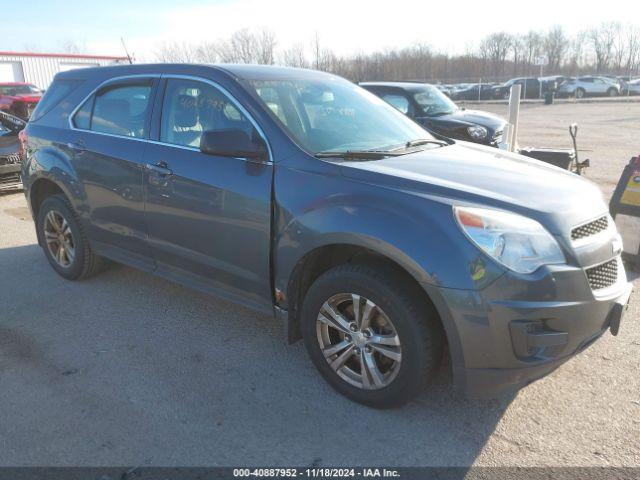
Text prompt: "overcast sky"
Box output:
[[3, 0, 640, 60]]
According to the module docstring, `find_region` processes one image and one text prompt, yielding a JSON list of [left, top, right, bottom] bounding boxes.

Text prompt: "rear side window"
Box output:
[[382, 94, 410, 114], [30, 79, 82, 122], [72, 82, 152, 138]]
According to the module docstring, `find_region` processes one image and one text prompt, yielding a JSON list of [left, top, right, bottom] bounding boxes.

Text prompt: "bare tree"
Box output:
[[522, 31, 543, 75], [194, 42, 222, 63], [619, 24, 640, 74], [154, 41, 199, 63], [478, 32, 512, 77], [567, 31, 587, 75], [60, 39, 87, 54], [153, 22, 640, 82], [312, 32, 336, 71], [587, 22, 618, 72], [256, 29, 277, 65], [511, 35, 524, 75], [280, 43, 308, 68], [543, 26, 568, 71]]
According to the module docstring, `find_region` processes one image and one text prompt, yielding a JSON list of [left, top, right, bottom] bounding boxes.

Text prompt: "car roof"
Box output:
[[55, 63, 338, 82], [359, 81, 434, 92]]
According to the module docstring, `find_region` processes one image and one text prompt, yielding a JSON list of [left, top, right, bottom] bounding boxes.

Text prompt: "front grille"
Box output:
[[571, 216, 609, 241], [585, 259, 618, 290], [0, 171, 21, 190], [0, 153, 21, 165]]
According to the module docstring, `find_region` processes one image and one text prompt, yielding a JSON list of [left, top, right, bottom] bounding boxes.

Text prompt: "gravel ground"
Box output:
[[0, 102, 639, 467]]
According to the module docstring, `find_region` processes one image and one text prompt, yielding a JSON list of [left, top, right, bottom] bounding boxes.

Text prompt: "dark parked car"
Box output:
[[492, 77, 543, 99], [0, 82, 43, 120], [449, 83, 496, 101], [22, 64, 632, 407], [360, 81, 506, 146], [0, 110, 26, 190]]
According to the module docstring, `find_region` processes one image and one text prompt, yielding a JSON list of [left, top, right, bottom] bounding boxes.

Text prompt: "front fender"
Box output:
[[272, 170, 504, 373], [273, 179, 504, 298]]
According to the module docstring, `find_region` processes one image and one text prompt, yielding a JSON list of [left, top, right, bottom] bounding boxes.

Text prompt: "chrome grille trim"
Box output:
[[571, 216, 609, 241], [585, 258, 618, 290]]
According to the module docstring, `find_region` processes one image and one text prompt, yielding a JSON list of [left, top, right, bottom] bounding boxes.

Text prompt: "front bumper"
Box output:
[[426, 262, 633, 398]]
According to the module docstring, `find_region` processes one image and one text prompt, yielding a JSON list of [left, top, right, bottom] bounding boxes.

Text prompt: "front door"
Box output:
[[142, 77, 274, 312]]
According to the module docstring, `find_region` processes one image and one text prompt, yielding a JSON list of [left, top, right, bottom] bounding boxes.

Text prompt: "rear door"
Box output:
[[68, 77, 157, 270], [142, 76, 274, 312], [592, 78, 609, 94]]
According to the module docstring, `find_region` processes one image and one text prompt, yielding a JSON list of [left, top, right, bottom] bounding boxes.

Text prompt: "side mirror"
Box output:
[[200, 129, 268, 161]]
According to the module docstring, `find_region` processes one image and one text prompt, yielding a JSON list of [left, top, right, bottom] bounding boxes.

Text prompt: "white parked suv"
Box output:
[[558, 76, 621, 98]]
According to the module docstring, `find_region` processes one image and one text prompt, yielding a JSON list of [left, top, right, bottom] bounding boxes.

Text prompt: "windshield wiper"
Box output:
[[404, 138, 448, 148], [314, 150, 403, 159]]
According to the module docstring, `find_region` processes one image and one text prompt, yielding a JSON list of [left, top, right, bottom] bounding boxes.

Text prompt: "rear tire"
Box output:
[[575, 88, 585, 99], [301, 263, 443, 408], [36, 194, 105, 280], [607, 87, 618, 97]]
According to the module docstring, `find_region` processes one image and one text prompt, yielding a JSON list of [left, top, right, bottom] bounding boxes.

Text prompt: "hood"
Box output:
[[423, 109, 506, 131], [339, 142, 607, 235]]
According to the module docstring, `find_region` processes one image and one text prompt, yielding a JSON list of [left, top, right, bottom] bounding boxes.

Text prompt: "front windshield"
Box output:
[[412, 85, 458, 116], [246, 76, 434, 154], [0, 84, 40, 96]]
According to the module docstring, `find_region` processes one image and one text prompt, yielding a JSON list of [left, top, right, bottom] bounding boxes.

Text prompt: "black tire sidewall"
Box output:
[[301, 265, 441, 408], [36, 195, 86, 280]]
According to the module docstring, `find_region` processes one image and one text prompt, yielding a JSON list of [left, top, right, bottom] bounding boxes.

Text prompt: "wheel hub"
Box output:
[[316, 292, 402, 390], [351, 331, 367, 348], [43, 210, 75, 268]]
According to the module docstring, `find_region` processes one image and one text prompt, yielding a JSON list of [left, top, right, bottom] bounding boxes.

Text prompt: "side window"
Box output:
[[72, 82, 152, 138], [382, 94, 410, 114], [160, 79, 254, 148], [30, 79, 82, 122], [73, 98, 92, 130]]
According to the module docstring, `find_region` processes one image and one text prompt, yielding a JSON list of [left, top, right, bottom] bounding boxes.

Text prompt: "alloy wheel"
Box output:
[[316, 293, 402, 390], [44, 210, 75, 268]]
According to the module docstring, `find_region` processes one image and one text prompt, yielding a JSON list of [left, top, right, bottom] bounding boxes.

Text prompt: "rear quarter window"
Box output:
[[30, 79, 83, 122]]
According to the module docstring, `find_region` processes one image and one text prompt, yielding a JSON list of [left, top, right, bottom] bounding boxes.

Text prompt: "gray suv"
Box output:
[[21, 64, 632, 407], [558, 76, 622, 98]]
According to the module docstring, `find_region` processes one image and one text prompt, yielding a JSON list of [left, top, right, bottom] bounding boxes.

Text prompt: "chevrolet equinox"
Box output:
[[21, 64, 632, 407]]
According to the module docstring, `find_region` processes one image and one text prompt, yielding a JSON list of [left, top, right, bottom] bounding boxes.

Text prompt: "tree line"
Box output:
[[154, 22, 640, 83]]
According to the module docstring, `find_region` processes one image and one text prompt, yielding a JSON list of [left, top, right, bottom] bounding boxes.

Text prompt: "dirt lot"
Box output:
[[0, 101, 639, 467], [476, 100, 640, 199]]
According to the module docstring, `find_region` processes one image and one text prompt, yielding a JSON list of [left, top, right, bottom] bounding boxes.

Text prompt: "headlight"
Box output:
[[467, 125, 488, 140], [454, 206, 565, 274]]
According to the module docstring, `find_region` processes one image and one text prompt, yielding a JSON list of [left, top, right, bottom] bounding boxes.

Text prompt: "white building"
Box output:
[[0, 51, 128, 90]]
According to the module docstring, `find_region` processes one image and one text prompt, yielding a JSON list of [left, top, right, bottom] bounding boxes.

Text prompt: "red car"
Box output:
[[0, 82, 43, 120]]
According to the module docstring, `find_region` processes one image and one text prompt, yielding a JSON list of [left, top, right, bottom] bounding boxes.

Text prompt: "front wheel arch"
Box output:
[[283, 244, 465, 377]]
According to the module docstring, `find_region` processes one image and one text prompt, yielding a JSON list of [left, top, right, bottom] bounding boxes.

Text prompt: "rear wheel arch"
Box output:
[[30, 178, 66, 219]]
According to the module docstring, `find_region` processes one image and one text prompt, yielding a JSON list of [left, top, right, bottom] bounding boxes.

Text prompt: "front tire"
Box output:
[[575, 88, 585, 99], [36, 194, 105, 280], [301, 263, 443, 408], [607, 87, 618, 97]]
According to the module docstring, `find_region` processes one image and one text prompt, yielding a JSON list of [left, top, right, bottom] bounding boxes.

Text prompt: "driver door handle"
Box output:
[[66, 141, 86, 153], [145, 161, 173, 176]]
